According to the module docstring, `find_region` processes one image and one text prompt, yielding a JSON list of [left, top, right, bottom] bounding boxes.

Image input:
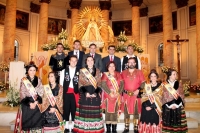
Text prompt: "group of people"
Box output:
[[14, 40, 188, 133]]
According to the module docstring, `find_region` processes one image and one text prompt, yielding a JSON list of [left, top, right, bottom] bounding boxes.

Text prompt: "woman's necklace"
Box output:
[[151, 82, 157, 87]]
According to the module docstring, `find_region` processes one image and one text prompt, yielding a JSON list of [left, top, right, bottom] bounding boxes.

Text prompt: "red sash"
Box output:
[[67, 87, 79, 106]]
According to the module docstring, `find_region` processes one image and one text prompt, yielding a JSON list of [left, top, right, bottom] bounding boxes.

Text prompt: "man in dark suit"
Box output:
[[60, 55, 79, 133], [82, 43, 103, 72], [102, 45, 121, 72], [66, 40, 85, 69]]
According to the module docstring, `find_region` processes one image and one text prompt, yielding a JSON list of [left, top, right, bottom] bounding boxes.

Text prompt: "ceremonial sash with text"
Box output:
[[105, 72, 119, 93], [105, 72, 121, 121], [81, 68, 97, 88], [22, 77, 42, 112], [162, 82, 179, 100], [144, 83, 162, 117], [43, 84, 62, 122]]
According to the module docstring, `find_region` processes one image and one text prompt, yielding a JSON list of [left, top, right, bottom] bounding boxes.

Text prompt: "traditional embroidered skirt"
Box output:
[[162, 106, 188, 133], [139, 101, 161, 133], [74, 97, 104, 133]]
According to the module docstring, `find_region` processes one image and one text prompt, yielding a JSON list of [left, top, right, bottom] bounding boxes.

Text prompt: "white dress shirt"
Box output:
[[73, 50, 79, 59], [59, 66, 76, 88]]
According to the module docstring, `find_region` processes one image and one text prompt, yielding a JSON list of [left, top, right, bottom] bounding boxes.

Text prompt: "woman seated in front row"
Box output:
[[41, 72, 63, 133]]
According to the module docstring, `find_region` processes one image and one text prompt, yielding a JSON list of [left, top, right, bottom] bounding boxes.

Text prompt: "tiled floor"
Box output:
[[0, 126, 200, 133]]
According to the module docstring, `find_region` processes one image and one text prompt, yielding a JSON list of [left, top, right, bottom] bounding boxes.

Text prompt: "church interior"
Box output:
[[0, 0, 200, 132]]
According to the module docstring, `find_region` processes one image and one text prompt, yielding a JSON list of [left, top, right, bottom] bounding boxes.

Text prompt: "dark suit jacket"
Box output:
[[82, 53, 103, 72], [66, 50, 85, 70], [102, 55, 121, 72], [62, 66, 79, 96]]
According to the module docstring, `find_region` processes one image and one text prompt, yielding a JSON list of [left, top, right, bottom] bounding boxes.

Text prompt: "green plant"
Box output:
[[115, 44, 126, 52], [3, 83, 20, 107], [117, 31, 128, 42]]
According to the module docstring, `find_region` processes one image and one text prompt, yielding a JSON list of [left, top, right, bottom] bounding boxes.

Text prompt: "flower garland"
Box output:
[[117, 31, 128, 42]]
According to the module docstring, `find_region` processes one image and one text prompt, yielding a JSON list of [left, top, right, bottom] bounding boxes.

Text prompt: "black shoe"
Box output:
[[122, 129, 129, 133], [64, 129, 70, 133], [106, 124, 111, 133], [134, 125, 139, 133], [112, 124, 117, 133]]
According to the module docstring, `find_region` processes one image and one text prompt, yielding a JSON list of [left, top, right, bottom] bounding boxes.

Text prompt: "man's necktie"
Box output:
[[110, 56, 113, 61]]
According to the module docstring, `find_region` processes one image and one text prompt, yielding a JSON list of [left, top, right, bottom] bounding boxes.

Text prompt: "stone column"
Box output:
[[128, 0, 143, 44], [38, 0, 50, 51], [196, 0, 200, 80], [163, 0, 174, 67], [2, 0, 17, 62], [70, 0, 82, 35], [99, 0, 111, 52]]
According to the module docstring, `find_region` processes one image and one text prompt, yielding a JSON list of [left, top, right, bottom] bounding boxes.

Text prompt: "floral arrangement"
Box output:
[[183, 81, 190, 96], [115, 44, 126, 52], [0, 82, 6, 92], [161, 66, 171, 74], [41, 28, 70, 51], [190, 83, 200, 93], [0, 62, 9, 72], [58, 28, 68, 40], [128, 41, 144, 53], [160, 66, 177, 74], [3, 83, 20, 107], [117, 31, 128, 42]]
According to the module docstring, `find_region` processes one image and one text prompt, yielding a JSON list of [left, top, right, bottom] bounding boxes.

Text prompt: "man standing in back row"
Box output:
[[102, 45, 121, 72], [49, 43, 67, 76], [121, 44, 141, 71], [66, 40, 85, 70], [82, 43, 103, 72]]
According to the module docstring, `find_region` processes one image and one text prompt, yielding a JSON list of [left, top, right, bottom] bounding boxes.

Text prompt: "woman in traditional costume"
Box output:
[[42, 72, 63, 133], [101, 61, 124, 133], [16, 62, 43, 132], [162, 68, 188, 133], [139, 69, 162, 133], [74, 55, 104, 133]]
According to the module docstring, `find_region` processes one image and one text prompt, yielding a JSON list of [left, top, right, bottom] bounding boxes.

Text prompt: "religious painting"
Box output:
[[149, 15, 163, 34], [48, 18, 66, 35], [16, 10, 29, 30], [189, 5, 196, 26], [112, 20, 132, 36], [149, 11, 177, 34], [0, 4, 6, 25]]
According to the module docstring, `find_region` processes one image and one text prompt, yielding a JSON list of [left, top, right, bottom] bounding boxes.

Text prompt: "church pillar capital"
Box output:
[[163, 0, 174, 67], [128, 0, 143, 7], [175, 0, 188, 8], [99, 0, 111, 10], [39, 0, 51, 4], [3, 0, 17, 62], [69, 0, 82, 9]]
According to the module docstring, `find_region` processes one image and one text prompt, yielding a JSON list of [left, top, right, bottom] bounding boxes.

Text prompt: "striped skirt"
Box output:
[[74, 104, 104, 133], [162, 106, 188, 133]]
